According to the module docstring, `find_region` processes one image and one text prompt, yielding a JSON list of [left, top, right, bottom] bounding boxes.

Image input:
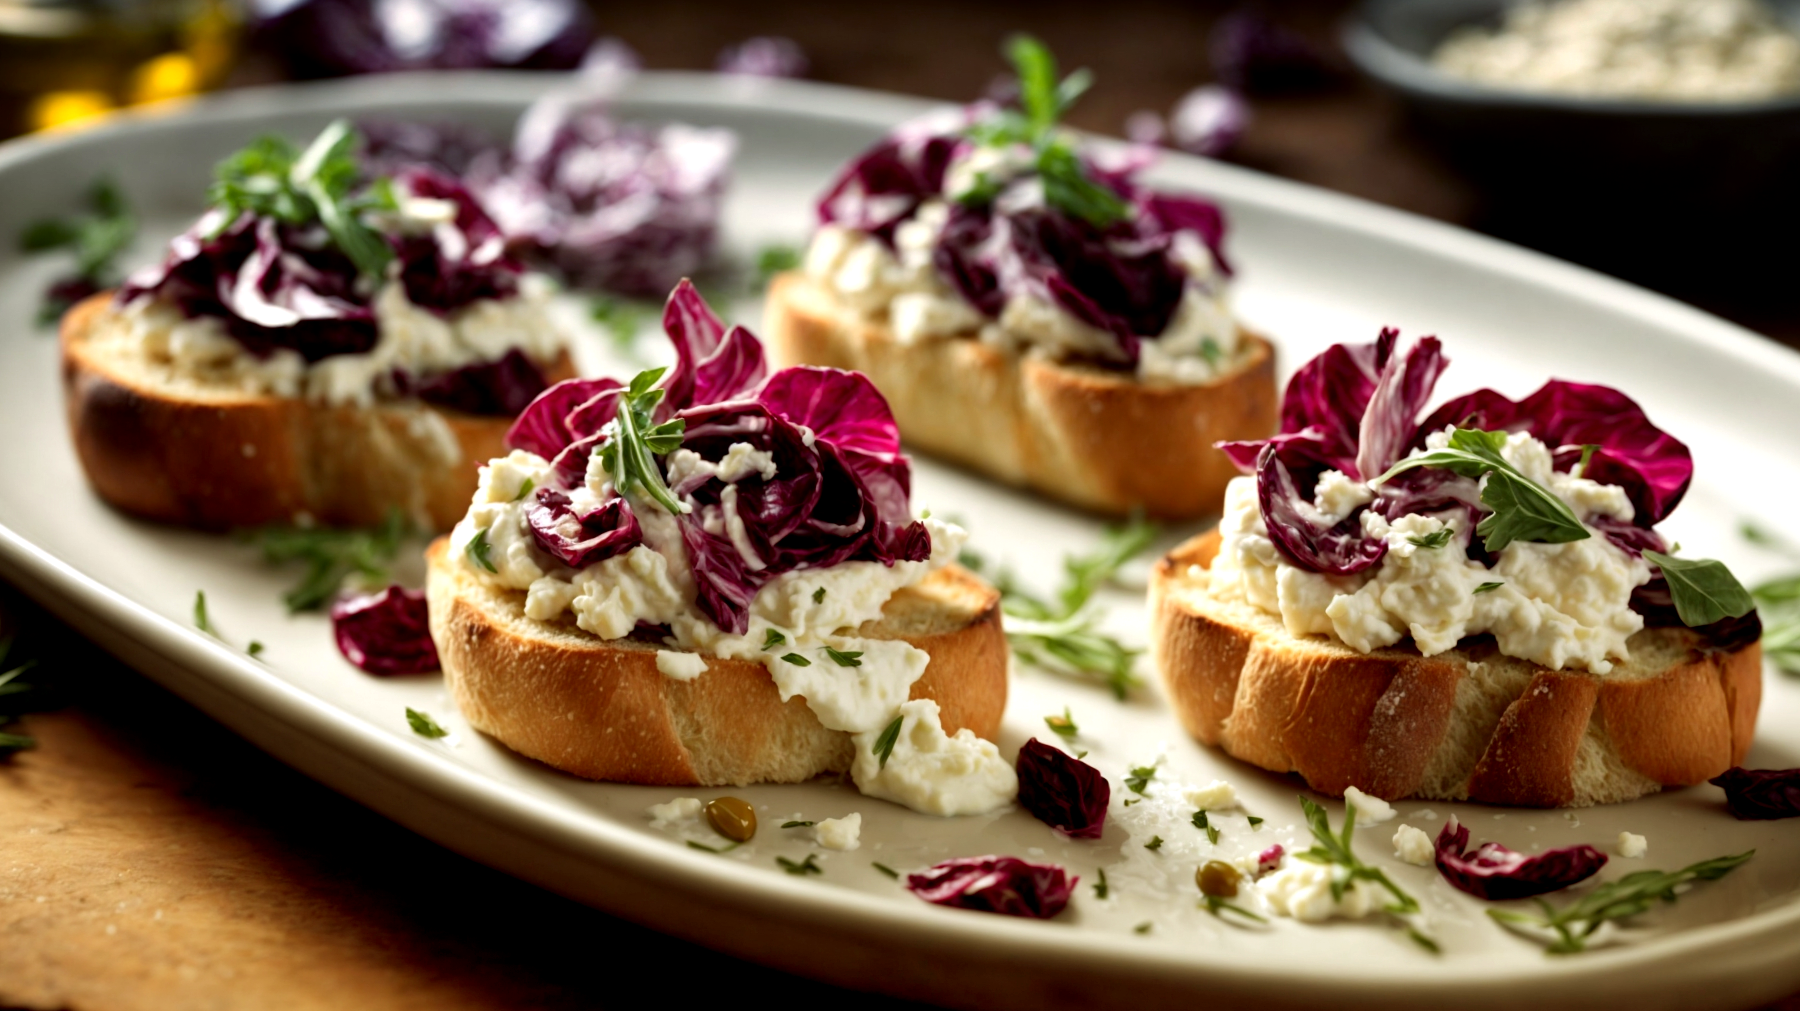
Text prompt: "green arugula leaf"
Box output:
[[777, 853, 823, 876], [1489, 851, 1753, 954], [1044, 707, 1078, 739], [466, 526, 498, 574], [1192, 810, 1220, 844], [405, 707, 448, 739], [1125, 764, 1157, 795], [824, 646, 863, 668], [1407, 529, 1455, 550], [0, 639, 39, 757], [514, 477, 535, 502], [761, 628, 787, 651], [1643, 550, 1756, 628], [872, 714, 904, 769], [596, 366, 688, 515], [251, 509, 407, 612], [1379, 428, 1589, 552]]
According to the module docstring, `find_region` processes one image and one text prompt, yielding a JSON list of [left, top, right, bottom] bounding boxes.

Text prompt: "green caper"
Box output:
[[1197, 860, 1242, 898], [705, 796, 757, 842]]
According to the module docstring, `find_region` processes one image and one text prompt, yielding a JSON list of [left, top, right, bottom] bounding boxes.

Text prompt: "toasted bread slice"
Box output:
[[1150, 529, 1762, 807], [762, 272, 1278, 520], [61, 294, 575, 532], [425, 538, 1010, 786]]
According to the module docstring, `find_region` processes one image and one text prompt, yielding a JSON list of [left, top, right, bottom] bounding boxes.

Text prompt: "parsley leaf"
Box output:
[[1044, 707, 1079, 739], [777, 853, 823, 876], [1489, 851, 1754, 954], [1380, 428, 1589, 553], [597, 367, 688, 515], [1145, 835, 1165, 851], [405, 708, 448, 739], [1134, 921, 1152, 934], [1643, 550, 1756, 627], [1407, 528, 1454, 550], [466, 526, 498, 573], [872, 714, 904, 769], [1192, 810, 1220, 844], [781, 652, 811, 667], [251, 509, 407, 612], [514, 477, 536, 502], [1125, 765, 1157, 795], [761, 628, 787, 651], [824, 646, 864, 667]]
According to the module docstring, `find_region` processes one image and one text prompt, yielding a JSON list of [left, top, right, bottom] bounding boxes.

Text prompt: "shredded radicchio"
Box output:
[[1710, 767, 1800, 820], [1014, 739, 1110, 839], [504, 280, 932, 634], [330, 585, 440, 674], [905, 855, 1077, 919], [1433, 818, 1607, 900]]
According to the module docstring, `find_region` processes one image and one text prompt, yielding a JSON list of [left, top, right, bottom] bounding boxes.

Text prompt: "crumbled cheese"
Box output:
[[850, 699, 1019, 816], [655, 650, 708, 681], [1618, 831, 1648, 858], [1393, 824, 1435, 866], [1184, 780, 1239, 811], [648, 797, 703, 826], [1258, 861, 1383, 922], [815, 813, 863, 851], [1344, 786, 1397, 826], [1434, 0, 1800, 102]]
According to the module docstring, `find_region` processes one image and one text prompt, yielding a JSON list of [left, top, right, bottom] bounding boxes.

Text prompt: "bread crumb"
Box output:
[[1344, 786, 1396, 826], [1393, 824, 1434, 866], [1618, 831, 1647, 858]]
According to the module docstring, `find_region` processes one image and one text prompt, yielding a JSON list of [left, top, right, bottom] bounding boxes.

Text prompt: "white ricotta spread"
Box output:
[[1184, 779, 1239, 811], [803, 199, 1242, 385], [1257, 860, 1384, 922], [1618, 831, 1648, 858], [1434, 0, 1800, 101], [655, 650, 708, 681], [1207, 429, 1653, 674], [814, 813, 863, 851], [1393, 824, 1435, 866], [107, 272, 564, 407], [452, 450, 1017, 818], [1344, 786, 1397, 827]]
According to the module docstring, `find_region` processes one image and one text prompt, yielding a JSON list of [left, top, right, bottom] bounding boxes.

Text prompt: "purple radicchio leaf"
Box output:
[[1015, 739, 1110, 840], [251, 0, 596, 79], [715, 36, 808, 77], [1258, 444, 1386, 575], [1710, 767, 1800, 820], [1209, 9, 1337, 94], [1433, 817, 1607, 901], [1167, 85, 1251, 159], [402, 348, 549, 418], [816, 119, 965, 246], [905, 855, 1077, 919], [505, 376, 622, 462], [1255, 844, 1285, 878], [388, 167, 521, 314], [1218, 327, 1398, 479], [1355, 335, 1447, 482], [526, 487, 642, 568], [330, 585, 439, 675], [659, 279, 765, 416]]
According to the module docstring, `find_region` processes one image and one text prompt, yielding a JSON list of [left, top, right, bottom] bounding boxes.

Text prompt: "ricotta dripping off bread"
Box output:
[[1150, 329, 1762, 808], [64, 121, 575, 531], [763, 39, 1277, 520], [428, 281, 1018, 814]]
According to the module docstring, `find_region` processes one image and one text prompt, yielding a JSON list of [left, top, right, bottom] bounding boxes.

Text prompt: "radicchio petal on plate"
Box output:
[[1433, 817, 1607, 900], [1014, 739, 1110, 840], [905, 855, 1077, 919], [330, 585, 440, 674], [527, 487, 642, 568], [1711, 766, 1800, 820]]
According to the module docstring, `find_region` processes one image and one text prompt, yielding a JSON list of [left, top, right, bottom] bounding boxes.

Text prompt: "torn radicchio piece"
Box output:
[[1710, 767, 1800, 820], [1433, 818, 1607, 900], [905, 855, 1077, 918], [331, 585, 440, 674], [1014, 738, 1110, 839]]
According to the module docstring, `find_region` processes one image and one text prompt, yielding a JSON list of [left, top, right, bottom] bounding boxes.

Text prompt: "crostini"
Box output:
[[764, 37, 1277, 519], [63, 120, 576, 531], [428, 281, 1018, 814], [1150, 329, 1761, 807]]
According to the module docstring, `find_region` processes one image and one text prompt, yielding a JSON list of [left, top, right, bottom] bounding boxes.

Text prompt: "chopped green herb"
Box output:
[[688, 839, 741, 854], [598, 367, 688, 515], [1474, 581, 1505, 595], [1075, 749, 1089, 759], [1489, 851, 1753, 955], [405, 707, 448, 739], [193, 591, 217, 636], [1202, 895, 1267, 924], [782, 820, 816, 829], [1145, 835, 1165, 852], [1379, 428, 1589, 553], [247, 641, 265, 658], [1294, 796, 1433, 949], [781, 652, 811, 667], [19, 176, 136, 325], [872, 714, 904, 769], [762, 628, 787, 651], [754, 243, 801, 289], [514, 477, 535, 502], [1247, 815, 1264, 829], [777, 853, 823, 876], [1093, 867, 1109, 899], [873, 862, 900, 879], [1044, 707, 1079, 739], [251, 509, 407, 612], [1199, 337, 1224, 369], [1123, 798, 1140, 807], [1125, 764, 1157, 795], [1192, 810, 1220, 844], [813, 587, 827, 604], [210, 121, 396, 278], [1643, 550, 1756, 628], [1576, 443, 1599, 476], [824, 645, 864, 667], [466, 526, 498, 573], [1407, 528, 1455, 550], [1133, 921, 1153, 935]]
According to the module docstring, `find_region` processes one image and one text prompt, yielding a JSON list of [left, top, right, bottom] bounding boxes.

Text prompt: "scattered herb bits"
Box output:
[[1145, 835, 1165, 852], [823, 645, 863, 667], [777, 853, 823, 876], [1125, 765, 1157, 795], [781, 652, 811, 667], [873, 862, 900, 879], [782, 820, 816, 829], [193, 591, 217, 636], [466, 527, 498, 573], [762, 628, 787, 651], [405, 707, 448, 739], [813, 587, 827, 604], [1093, 867, 1110, 899], [1192, 810, 1221, 844], [873, 714, 905, 770], [1044, 707, 1079, 739]]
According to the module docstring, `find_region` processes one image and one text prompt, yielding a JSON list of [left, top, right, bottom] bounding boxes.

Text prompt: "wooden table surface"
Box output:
[[5, 2, 1798, 1008]]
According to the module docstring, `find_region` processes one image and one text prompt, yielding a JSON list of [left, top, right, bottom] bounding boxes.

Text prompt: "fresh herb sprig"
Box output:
[[598, 367, 688, 515], [1202, 895, 1266, 924], [1295, 797, 1437, 952], [251, 510, 407, 612], [208, 120, 397, 278], [1379, 428, 1586, 553], [872, 714, 904, 770], [1489, 851, 1754, 954], [958, 35, 1130, 228], [1643, 550, 1756, 628], [19, 176, 136, 324]]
